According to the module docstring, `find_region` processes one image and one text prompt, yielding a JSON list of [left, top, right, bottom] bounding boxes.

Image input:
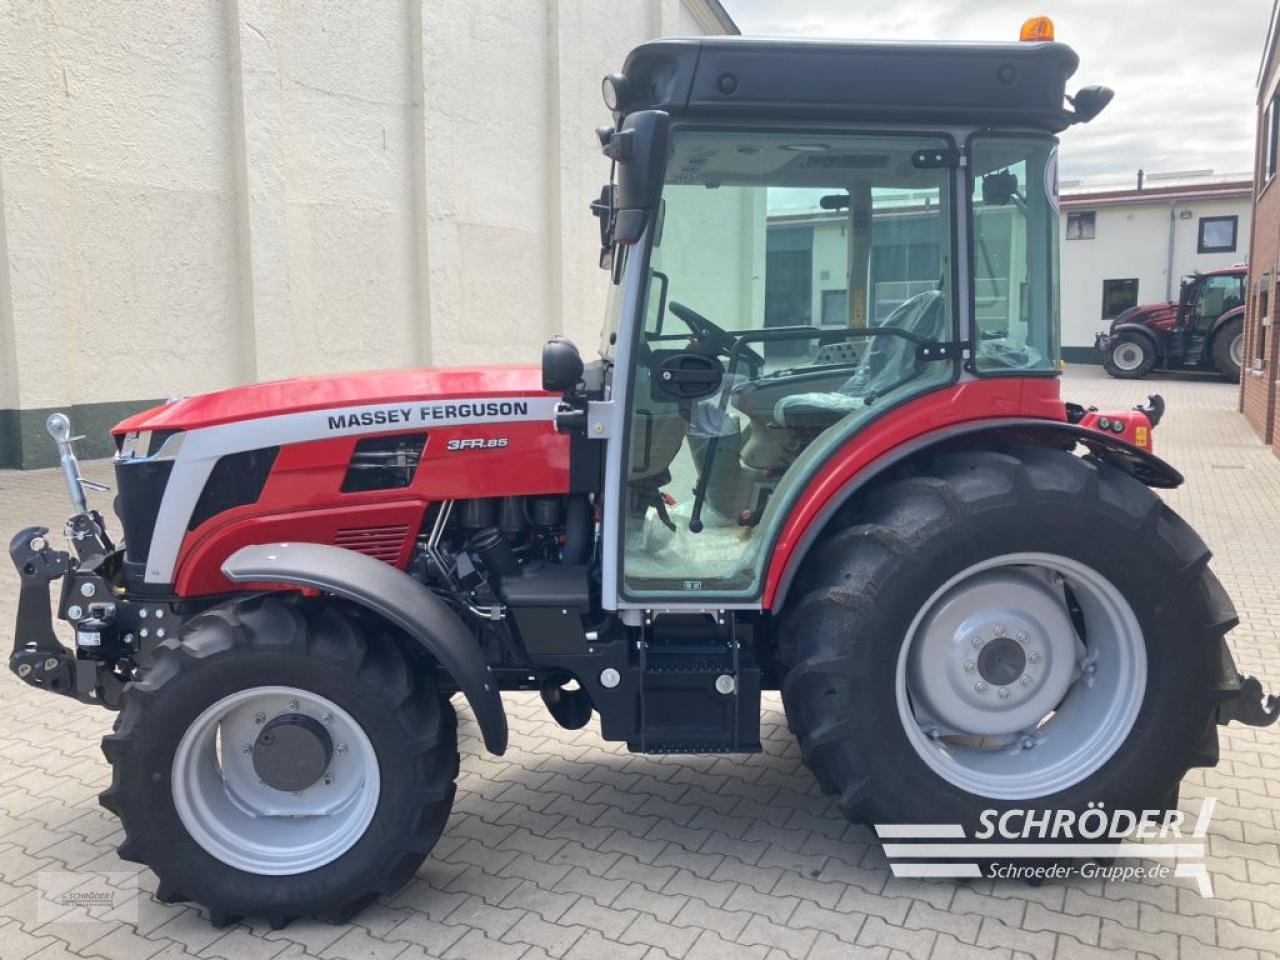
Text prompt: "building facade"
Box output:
[[0, 0, 736, 467], [1243, 1, 1280, 455], [1058, 177, 1252, 362]]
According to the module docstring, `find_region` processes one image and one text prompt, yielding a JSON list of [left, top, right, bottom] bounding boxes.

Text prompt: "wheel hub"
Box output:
[[906, 568, 1078, 737], [1112, 342, 1144, 371], [977, 636, 1026, 686], [253, 713, 333, 793]]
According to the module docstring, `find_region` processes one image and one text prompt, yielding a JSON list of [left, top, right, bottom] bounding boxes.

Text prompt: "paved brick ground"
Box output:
[[0, 365, 1277, 960]]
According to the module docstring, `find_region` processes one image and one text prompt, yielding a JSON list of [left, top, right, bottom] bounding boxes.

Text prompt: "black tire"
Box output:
[[100, 595, 458, 927], [1210, 316, 1243, 382], [1101, 332, 1158, 379], [779, 445, 1234, 836]]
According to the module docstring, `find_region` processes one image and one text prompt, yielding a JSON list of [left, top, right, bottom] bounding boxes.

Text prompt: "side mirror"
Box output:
[[542, 336, 584, 393], [608, 110, 671, 244], [1069, 86, 1114, 125], [982, 170, 1019, 206]]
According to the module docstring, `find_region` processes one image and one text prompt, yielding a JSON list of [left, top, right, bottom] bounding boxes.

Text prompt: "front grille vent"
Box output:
[[334, 524, 410, 564], [188, 446, 279, 530]]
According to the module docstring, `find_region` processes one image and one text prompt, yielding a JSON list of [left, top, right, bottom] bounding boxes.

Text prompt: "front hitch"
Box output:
[[9, 526, 81, 699]]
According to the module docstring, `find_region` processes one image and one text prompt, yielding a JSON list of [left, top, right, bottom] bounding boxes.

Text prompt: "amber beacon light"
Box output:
[[1019, 16, 1055, 41]]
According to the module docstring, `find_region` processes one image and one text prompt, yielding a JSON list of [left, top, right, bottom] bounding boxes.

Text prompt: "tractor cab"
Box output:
[[574, 33, 1105, 609]]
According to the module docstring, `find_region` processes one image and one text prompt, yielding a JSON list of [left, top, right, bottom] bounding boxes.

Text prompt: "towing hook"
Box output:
[[1220, 675, 1280, 728], [1135, 394, 1165, 428]]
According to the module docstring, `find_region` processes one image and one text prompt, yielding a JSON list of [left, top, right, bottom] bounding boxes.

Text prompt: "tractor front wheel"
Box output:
[[1101, 332, 1157, 379], [779, 446, 1232, 834], [100, 595, 458, 927]]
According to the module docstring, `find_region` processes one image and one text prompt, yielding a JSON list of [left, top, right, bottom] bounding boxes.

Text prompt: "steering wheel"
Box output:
[[668, 300, 766, 374]]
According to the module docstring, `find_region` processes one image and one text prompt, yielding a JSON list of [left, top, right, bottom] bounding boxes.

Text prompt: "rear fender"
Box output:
[[1210, 304, 1246, 338], [767, 419, 1182, 609], [222, 542, 507, 754]]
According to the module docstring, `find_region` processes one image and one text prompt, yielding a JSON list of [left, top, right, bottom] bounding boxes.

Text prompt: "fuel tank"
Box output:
[[110, 367, 573, 596]]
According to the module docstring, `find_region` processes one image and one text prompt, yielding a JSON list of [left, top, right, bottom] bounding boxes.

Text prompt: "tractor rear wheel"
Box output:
[[1211, 316, 1244, 382], [1101, 332, 1157, 379], [779, 445, 1232, 837], [100, 595, 458, 927]]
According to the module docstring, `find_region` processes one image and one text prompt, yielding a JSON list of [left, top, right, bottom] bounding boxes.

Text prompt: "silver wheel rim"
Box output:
[[894, 553, 1146, 799], [1111, 341, 1145, 372], [172, 685, 380, 875], [1229, 333, 1244, 370]]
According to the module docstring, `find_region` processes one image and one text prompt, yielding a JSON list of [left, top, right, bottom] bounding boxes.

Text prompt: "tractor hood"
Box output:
[[114, 366, 553, 435], [1109, 301, 1176, 332]]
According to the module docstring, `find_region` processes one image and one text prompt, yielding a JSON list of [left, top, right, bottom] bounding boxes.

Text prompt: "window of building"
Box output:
[[1258, 285, 1270, 366], [1066, 211, 1095, 240], [1102, 278, 1139, 319], [1198, 216, 1238, 254]]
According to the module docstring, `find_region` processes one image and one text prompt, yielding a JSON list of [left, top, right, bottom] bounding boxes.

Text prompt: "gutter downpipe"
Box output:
[[1165, 200, 1176, 301]]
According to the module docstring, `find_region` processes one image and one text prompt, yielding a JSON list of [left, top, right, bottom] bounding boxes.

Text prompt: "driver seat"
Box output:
[[772, 290, 947, 431]]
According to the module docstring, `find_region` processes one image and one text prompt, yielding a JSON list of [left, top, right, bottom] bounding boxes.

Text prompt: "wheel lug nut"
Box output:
[[998, 687, 1010, 699], [336, 743, 348, 755], [241, 743, 251, 755], [288, 699, 299, 711], [963, 660, 976, 672], [1028, 652, 1042, 664], [1022, 737, 1035, 750], [322, 713, 333, 724], [323, 775, 334, 785], [968, 635, 981, 648], [975, 681, 988, 693], [1016, 631, 1029, 643], [993, 624, 1006, 636], [1020, 675, 1033, 687], [254, 712, 265, 724]]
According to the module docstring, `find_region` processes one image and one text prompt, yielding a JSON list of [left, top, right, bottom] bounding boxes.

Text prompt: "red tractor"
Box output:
[[9, 28, 1277, 927], [1096, 266, 1247, 381]]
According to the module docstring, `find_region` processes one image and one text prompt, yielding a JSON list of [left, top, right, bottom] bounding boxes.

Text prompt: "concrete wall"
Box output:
[[0, 0, 731, 466], [1060, 195, 1252, 355]]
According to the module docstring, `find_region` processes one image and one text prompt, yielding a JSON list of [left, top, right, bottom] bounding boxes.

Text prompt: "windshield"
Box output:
[[618, 128, 959, 600]]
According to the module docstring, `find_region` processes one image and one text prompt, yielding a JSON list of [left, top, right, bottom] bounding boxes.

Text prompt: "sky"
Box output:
[[720, 1, 1272, 184]]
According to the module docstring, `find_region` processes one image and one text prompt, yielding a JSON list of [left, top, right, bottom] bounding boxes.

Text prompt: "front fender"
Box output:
[[222, 542, 507, 755], [1107, 322, 1160, 347]]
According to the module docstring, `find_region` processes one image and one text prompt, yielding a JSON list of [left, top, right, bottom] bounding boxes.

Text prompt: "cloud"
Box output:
[[720, 0, 1270, 182]]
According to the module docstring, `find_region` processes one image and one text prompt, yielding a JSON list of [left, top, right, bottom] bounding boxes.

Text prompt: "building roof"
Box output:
[[1061, 179, 1252, 210], [699, 0, 740, 35]]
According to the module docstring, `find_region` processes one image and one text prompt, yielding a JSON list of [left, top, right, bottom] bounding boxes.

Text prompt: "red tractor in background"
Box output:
[[8, 23, 1279, 928], [1096, 266, 1247, 381]]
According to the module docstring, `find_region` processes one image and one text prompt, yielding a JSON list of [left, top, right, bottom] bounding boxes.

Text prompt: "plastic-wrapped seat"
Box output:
[[773, 291, 946, 431]]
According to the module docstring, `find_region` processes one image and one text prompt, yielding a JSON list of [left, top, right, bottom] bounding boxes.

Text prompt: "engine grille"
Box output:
[[333, 523, 410, 564]]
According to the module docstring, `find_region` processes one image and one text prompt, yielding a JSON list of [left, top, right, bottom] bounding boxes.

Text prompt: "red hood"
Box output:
[[115, 365, 552, 433]]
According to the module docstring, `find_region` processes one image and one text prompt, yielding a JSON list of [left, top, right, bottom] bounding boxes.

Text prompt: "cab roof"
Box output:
[[618, 37, 1081, 133]]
